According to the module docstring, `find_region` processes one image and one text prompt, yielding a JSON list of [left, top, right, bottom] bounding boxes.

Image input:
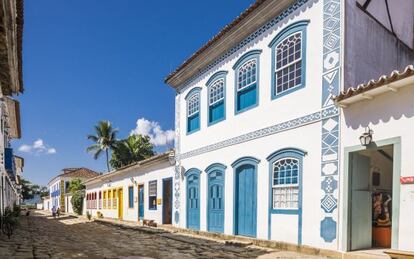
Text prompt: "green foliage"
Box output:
[[69, 178, 86, 215], [87, 120, 118, 172], [12, 203, 21, 217], [110, 134, 155, 169], [86, 211, 92, 220], [68, 178, 85, 194], [2, 206, 19, 239], [71, 192, 84, 215], [20, 178, 48, 200]]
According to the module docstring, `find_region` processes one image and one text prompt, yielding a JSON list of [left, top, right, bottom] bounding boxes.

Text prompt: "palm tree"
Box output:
[[86, 121, 118, 172], [110, 134, 154, 169]]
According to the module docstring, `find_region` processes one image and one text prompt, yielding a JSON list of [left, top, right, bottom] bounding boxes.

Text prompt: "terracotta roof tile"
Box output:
[[334, 65, 414, 103]]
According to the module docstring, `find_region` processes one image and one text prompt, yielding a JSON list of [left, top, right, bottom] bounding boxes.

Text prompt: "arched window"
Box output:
[[233, 50, 262, 114], [267, 148, 306, 244], [272, 158, 300, 209], [185, 87, 201, 134], [269, 20, 309, 99], [207, 71, 227, 125]]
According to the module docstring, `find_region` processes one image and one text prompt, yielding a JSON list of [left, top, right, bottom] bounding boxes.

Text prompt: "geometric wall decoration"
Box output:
[[320, 0, 341, 243], [321, 217, 337, 242]]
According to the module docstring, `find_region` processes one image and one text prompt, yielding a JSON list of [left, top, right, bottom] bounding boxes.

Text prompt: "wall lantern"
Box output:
[[360, 127, 373, 146], [168, 150, 176, 166]]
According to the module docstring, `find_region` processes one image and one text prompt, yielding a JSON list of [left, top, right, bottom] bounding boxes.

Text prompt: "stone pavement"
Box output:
[[0, 211, 328, 258]]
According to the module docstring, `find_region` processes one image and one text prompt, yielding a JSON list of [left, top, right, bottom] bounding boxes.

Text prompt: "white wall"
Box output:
[[85, 161, 174, 225], [340, 83, 414, 252], [179, 121, 330, 248], [177, 1, 324, 155], [175, 0, 339, 251]]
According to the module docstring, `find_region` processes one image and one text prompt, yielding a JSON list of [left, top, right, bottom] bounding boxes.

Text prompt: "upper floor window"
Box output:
[[207, 71, 227, 125], [233, 50, 262, 114], [269, 20, 309, 99], [185, 87, 201, 134]]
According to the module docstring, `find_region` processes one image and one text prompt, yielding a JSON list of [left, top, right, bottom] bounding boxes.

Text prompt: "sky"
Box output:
[[16, 0, 254, 186]]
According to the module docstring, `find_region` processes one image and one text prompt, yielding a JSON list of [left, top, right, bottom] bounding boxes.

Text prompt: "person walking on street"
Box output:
[[57, 207, 60, 218], [52, 206, 56, 218]]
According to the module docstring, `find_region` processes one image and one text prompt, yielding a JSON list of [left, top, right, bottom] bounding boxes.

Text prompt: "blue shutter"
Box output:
[[187, 113, 200, 133], [209, 101, 224, 124], [128, 187, 134, 208], [5, 148, 14, 176], [237, 84, 257, 111]]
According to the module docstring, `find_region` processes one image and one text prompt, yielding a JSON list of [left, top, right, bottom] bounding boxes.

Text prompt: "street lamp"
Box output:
[[168, 150, 176, 165], [360, 127, 373, 146]]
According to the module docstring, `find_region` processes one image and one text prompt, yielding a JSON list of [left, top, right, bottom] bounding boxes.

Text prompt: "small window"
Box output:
[[108, 190, 112, 209], [275, 32, 302, 95], [148, 181, 157, 210], [187, 90, 200, 133], [272, 158, 300, 209], [207, 71, 227, 125], [103, 191, 107, 209], [233, 50, 262, 114], [113, 189, 117, 210], [269, 20, 309, 99], [128, 186, 134, 208]]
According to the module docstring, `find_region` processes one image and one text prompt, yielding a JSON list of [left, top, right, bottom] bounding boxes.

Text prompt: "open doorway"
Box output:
[[348, 143, 396, 251], [162, 178, 172, 224]]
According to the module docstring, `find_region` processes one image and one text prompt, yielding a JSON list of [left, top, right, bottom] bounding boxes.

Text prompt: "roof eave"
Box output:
[[335, 71, 414, 107], [165, 0, 296, 89]]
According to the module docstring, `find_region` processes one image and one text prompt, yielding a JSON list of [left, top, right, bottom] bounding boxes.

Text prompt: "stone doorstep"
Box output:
[[384, 249, 414, 259]]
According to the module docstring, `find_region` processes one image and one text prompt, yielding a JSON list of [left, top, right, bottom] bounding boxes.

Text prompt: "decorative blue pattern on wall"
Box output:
[[179, 108, 338, 160], [177, 0, 310, 92], [321, 217, 337, 242], [320, 0, 341, 243]]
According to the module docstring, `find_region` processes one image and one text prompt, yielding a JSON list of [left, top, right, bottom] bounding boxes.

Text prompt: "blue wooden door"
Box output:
[[208, 170, 224, 233], [235, 164, 256, 237], [187, 173, 200, 230], [138, 185, 144, 220]]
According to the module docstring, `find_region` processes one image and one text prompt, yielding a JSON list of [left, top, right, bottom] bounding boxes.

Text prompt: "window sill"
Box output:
[[271, 84, 305, 100], [270, 209, 299, 215]]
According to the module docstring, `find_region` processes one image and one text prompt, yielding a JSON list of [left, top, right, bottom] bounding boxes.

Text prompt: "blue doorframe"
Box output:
[[186, 168, 201, 230], [138, 184, 144, 220], [206, 163, 227, 233], [232, 157, 260, 237]]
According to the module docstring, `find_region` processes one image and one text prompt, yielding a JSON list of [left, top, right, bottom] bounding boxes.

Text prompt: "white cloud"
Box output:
[[47, 148, 57, 154], [130, 118, 174, 147], [18, 139, 57, 155], [18, 144, 32, 153]]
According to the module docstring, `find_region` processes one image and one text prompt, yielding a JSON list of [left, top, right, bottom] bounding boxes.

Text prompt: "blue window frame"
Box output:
[[232, 50, 262, 114], [269, 20, 309, 99], [266, 148, 307, 244], [148, 180, 157, 210], [206, 71, 227, 125], [185, 87, 201, 134], [128, 186, 134, 208]]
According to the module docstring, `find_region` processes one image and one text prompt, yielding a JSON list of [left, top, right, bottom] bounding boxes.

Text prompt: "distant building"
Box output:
[[46, 168, 100, 213], [0, 0, 24, 215], [84, 152, 174, 225], [164, 0, 414, 254]]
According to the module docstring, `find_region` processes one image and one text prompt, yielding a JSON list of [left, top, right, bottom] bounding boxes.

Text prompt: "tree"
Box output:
[[86, 120, 118, 172], [20, 178, 34, 200], [69, 178, 85, 215], [110, 134, 155, 169]]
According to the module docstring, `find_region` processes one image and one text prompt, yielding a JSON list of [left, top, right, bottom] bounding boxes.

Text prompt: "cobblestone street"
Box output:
[[0, 211, 327, 258]]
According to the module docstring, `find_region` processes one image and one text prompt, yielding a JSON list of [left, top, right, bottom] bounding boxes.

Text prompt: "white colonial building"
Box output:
[[0, 0, 24, 215], [84, 153, 174, 225], [164, 0, 414, 254], [47, 167, 99, 213]]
